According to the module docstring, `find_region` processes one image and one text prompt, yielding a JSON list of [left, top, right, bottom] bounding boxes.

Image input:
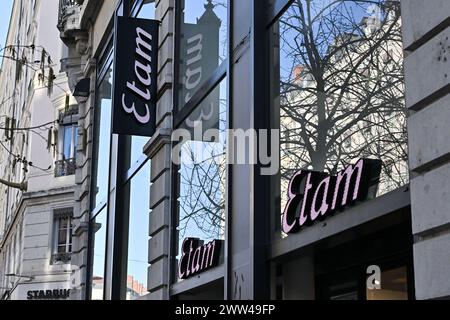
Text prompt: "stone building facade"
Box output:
[[0, 0, 76, 300], [51, 0, 450, 300], [402, 0, 450, 300]]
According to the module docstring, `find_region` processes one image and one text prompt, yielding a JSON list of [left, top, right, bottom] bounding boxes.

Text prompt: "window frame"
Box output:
[[170, 0, 231, 295], [172, 0, 229, 128], [51, 208, 74, 265], [86, 0, 156, 301], [86, 32, 114, 300], [266, 0, 412, 300], [267, 0, 293, 27], [57, 109, 79, 163], [89, 48, 114, 216]]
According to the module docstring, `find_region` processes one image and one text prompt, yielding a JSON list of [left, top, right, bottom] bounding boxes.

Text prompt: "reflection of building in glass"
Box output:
[[177, 81, 228, 244], [176, 1, 227, 252], [126, 275, 147, 300], [91, 277, 105, 300], [278, 2, 407, 216], [91, 276, 147, 300]]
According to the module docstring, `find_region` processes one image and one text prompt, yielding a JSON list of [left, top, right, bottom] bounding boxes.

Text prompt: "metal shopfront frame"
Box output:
[[86, 0, 156, 301], [85, 0, 413, 300]]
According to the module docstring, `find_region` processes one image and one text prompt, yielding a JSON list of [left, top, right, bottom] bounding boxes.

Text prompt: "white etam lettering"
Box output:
[[120, 26, 154, 124], [121, 94, 150, 124], [135, 27, 153, 61], [127, 81, 151, 100], [134, 60, 152, 86]]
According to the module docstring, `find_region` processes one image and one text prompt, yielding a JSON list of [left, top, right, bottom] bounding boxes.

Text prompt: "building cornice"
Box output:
[[0, 186, 75, 250], [143, 128, 172, 159]]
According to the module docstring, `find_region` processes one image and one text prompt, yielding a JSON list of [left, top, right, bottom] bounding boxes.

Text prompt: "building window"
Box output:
[[270, 0, 408, 236], [90, 208, 107, 300], [173, 0, 228, 287], [52, 208, 73, 264], [174, 78, 227, 282], [91, 59, 113, 210], [55, 106, 79, 177], [88, 47, 113, 300], [125, 162, 151, 300], [177, 0, 227, 111]]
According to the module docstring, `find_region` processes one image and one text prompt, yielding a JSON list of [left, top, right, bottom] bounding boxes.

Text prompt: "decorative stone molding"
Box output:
[[143, 128, 172, 159]]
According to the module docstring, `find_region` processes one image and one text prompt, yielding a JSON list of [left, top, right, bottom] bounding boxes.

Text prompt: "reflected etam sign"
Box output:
[[180, 22, 220, 137], [282, 159, 382, 234], [112, 17, 159, 137]]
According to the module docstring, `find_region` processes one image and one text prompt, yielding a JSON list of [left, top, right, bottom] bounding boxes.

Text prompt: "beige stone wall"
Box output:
[[402, 0, 450, 300], [144, 0, 174, 300]]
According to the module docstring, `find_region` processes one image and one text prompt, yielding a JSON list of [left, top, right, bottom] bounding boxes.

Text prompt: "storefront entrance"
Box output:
[[314, 210, 414, 300], [277, 206, 414, 300]]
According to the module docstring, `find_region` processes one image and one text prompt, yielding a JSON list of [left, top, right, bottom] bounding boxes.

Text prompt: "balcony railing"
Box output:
[[58, 0, 81, 29], [51, 253, 72, 265], [55, 158, 76, 177]]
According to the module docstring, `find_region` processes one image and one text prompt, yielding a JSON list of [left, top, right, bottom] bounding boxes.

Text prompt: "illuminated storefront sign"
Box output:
[[27, 289, 70, 300], [178, 238, 223, 280], [282, 158, 382, 234]]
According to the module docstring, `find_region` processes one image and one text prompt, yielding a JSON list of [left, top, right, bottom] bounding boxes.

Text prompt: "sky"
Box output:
[[0, 0, 13, 66]]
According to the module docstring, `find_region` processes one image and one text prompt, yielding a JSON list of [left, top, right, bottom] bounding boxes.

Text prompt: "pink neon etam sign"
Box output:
[[282, 159, 382, 234]]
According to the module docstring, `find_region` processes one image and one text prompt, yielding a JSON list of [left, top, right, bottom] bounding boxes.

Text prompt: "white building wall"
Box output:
[[0, 0, 76, 300]]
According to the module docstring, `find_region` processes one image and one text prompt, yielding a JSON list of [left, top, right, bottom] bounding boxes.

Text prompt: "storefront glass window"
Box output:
[[125, 162, 151, 300], [271, 0, 408, 235], [90, 208, 107, 300], [129, 137, 148, 169], [366, 266, 408, 300], [177, 0, 227, 110], [92, 63, 113, 209], [174, 78, 227, 281]]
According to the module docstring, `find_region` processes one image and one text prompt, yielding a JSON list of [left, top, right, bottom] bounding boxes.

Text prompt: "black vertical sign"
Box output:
[[112, 17, 159, 137]]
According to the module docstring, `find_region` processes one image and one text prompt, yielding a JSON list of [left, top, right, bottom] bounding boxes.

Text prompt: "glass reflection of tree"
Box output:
[[178, 101, 227, 241], [278, 0, 407, 197], [210, 0, 228, 61]]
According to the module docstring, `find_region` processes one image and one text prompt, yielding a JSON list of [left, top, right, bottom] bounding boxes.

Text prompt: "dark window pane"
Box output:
[[60, 217, 69, 227], [58, 227, 67, 241], [366, 266, 408, 300]]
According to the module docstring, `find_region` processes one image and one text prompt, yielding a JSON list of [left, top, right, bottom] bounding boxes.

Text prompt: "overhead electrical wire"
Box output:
[[0, 139, 52, 173], [0, 120, 57, 132]]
